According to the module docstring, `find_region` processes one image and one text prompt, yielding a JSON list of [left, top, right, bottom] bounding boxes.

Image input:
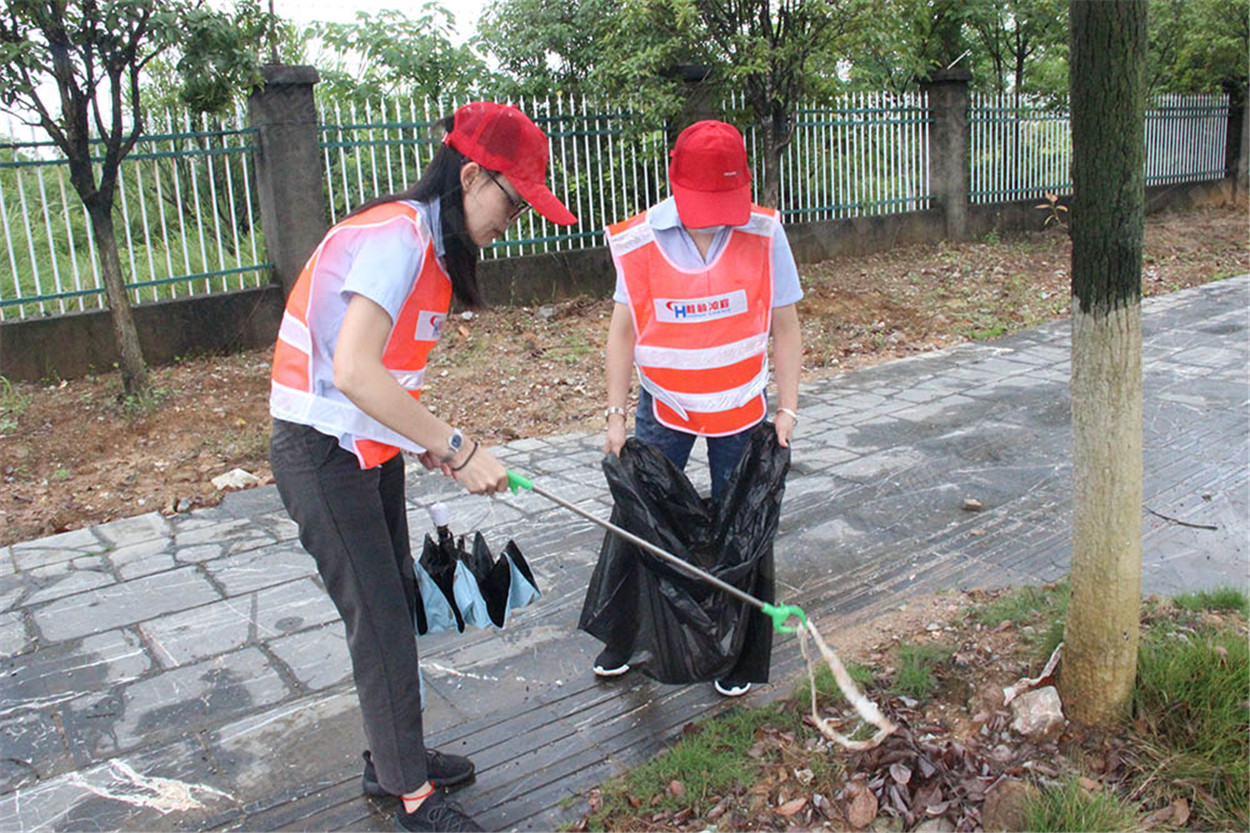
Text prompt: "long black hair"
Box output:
[[348, 116, 484, 308]]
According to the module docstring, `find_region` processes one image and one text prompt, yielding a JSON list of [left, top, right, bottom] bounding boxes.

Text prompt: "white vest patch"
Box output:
[[653, 289, 748, 323], [413, 310, 445, 341]]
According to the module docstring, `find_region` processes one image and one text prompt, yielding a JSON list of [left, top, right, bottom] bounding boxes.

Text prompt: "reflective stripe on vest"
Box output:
[[608, 205, 777, 436], [270, 201, 451, 468]]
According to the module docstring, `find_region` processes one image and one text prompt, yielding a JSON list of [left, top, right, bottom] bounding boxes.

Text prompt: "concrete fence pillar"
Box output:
[[921, 68, 973, 241], [248, 65, 326, 298], [1223, 80, 1248, 199]]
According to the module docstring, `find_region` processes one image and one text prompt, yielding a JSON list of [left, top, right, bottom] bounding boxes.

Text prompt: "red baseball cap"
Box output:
[[444, 101, 578, 226], [669, 120, 753, 228]]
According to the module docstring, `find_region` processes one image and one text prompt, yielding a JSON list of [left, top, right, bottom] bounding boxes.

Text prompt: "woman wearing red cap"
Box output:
[[268, 102, 576, 832], [596, 119, 803, 697]]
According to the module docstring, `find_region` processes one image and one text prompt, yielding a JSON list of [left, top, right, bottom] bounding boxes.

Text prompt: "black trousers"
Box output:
[[270, 418, 427, 795]]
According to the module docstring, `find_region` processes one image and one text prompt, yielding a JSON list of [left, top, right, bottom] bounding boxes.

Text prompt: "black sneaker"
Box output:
[[714, 678, 752, 697], [592, 647, 631, 677], [362, 749, 476, 797], [396, 789, 482, 832]]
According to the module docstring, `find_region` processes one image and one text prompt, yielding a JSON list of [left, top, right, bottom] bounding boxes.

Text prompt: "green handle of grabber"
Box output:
[[507, 470, 534, 493], [762, 603, 807, 634]]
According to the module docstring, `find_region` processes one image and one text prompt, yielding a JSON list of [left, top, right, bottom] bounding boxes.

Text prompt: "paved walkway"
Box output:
[[2, 277, 1247, 832]]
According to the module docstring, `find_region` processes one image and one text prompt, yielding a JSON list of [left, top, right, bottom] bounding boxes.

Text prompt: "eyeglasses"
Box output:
[[487, 171, 530, 221]]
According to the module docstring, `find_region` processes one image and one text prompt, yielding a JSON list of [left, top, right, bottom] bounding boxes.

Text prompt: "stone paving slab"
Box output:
[[0, 276, 1246, 832]]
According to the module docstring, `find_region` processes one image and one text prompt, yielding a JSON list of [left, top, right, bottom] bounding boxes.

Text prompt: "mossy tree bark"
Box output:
[[1060, 0, 1147, 726]]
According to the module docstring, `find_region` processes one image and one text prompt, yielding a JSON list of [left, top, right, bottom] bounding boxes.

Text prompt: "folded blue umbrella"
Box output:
[[413, 506, 541, 636]]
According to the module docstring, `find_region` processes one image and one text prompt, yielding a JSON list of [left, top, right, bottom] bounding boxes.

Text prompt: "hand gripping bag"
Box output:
[[578, 423, 789, 683]]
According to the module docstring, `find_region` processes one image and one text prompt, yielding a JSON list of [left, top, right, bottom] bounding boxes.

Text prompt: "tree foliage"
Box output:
[[849, 0, 980, 92], [477, 0, 622, 98], [310, 4, 490, 105], [1148, 0, 1249, 94]]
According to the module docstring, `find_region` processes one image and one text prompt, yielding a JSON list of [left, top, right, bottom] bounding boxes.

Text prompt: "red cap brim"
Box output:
[[672, 181, 752, 228], [514, 178, 578, 226]]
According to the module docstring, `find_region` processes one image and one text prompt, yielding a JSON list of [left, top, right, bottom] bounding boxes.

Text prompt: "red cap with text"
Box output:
[[669, 120, 753, 229], [444, 101, 578, 226]]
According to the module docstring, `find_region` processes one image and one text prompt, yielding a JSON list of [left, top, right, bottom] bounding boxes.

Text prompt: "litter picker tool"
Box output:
[[506, 470, 896, 749]]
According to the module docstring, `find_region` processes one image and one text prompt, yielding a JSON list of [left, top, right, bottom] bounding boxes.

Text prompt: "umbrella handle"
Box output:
[[507, 470, 534, 493], [763, 603, 808, 634]]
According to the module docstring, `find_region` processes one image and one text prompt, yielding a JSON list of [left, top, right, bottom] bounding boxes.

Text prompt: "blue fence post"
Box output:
[[248, 65, 327, 298]]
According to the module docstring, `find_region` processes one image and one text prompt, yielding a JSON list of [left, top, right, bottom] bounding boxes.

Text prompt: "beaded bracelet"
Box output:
[[450, 440, 480, 471]]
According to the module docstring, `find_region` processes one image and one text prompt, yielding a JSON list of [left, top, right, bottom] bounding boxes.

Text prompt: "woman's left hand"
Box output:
[[417, 450, 452, 475], [775, 411, 796, 448]]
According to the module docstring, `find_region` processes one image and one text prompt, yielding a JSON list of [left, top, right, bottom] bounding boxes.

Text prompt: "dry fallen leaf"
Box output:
[[667, 780, 686, 798], [777, 796, 808, 817], [845, 783, 879, 829], [1170, 797, 1190, 826]]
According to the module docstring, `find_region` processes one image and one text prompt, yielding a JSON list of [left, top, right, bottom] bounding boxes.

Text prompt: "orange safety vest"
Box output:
[[270, 202, 451, 468], [607, 205, 777, 436]]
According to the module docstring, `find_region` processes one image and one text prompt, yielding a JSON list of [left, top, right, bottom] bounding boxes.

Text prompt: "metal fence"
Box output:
[[0, 109, 268, 321], [1, 89, 1232, 319], [971, 92, 1229, 203], [1145, 94, 1229, 186], [318, 90, 932, 258]]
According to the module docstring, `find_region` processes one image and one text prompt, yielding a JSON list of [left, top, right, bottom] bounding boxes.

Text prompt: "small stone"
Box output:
[[982, 779, 1041, 832], [537, 305, 556, 320], [963, 498, 983, 511], [460, 310, 475, 320], [211, 468, 260, 492], [1010, 685, 1065, 742]]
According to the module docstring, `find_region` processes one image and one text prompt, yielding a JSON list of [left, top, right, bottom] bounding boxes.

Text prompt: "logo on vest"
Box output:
[[414, 311, 445, 341], [654, 289, 748, 323]]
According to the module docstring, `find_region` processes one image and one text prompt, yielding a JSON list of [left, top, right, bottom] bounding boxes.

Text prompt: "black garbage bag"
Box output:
[[578, 422, 790, 684]]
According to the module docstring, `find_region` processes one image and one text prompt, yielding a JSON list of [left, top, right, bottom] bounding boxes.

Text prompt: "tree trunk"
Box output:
[[1060, 0, 1147, 727], [759, 113, 789, 210], [86, 202, 149, 397]]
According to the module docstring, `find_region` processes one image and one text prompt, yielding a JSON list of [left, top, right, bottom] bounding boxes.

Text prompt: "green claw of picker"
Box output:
[[762, 603, 807, 634], [507, 470, 534, 494]]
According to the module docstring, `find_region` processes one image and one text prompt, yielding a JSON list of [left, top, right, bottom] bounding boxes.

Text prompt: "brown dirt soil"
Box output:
[[1, 205, 1246, 548]]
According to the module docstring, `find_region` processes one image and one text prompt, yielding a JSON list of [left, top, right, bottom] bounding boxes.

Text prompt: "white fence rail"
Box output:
[[971, 92, 1229, 203], [0, 109, 266, 321], [1, 89, 1232, 320], [318, 91, 932, 258]]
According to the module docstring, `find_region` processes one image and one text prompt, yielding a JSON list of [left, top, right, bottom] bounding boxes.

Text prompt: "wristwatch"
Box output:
[[441, 428, 465, 463]]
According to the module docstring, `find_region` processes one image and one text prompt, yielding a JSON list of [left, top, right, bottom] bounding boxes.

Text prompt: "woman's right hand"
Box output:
[[450, 443, 509, 494], [604, 417, 626, 456]]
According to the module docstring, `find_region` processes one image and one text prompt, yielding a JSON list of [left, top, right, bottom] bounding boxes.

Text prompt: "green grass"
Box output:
[[119, 384, 171, 419], [969, 323, 1009, 340], [1129, 620, 1250, 830], [583, 705, 803, 830], [890, 641, 953, 699], [0, 376, 31, 432], [1172, 586, 1249, 617], [794, 659, 876, 712], [548, 332, 593, 364], [1020, 779, 1142, 832], [974, 581, 1069, 665]]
